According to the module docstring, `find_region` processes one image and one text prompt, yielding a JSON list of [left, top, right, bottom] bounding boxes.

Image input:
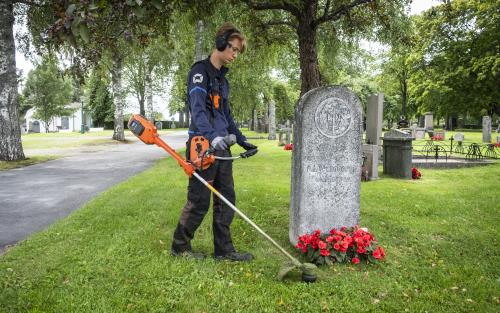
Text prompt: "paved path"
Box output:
[[0, 131, 187, 254]]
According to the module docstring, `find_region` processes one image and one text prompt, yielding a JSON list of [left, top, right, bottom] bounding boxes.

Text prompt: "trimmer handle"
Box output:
[[240, 148, 258, 158]]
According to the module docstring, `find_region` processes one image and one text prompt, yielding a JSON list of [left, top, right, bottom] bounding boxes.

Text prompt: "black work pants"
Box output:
[[172, 149, 236, 256]]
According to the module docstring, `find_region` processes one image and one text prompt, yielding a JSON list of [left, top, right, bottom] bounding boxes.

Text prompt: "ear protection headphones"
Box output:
[[215, 28, 240, 52]]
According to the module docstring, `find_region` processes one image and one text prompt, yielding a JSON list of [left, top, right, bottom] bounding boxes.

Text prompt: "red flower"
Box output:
[[373, 247, 385, 260], [333, 243, 340, 250], [284, 143, 294, 150], [352, 257, 360, 264], [357, 246, 366, 254], [318, 240, 327, 250], [412, 167, 422, 179], [320, 249, 330, 256]]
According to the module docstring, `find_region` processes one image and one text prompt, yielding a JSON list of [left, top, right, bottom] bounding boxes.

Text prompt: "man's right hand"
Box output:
[[211, 136, 228, 151]]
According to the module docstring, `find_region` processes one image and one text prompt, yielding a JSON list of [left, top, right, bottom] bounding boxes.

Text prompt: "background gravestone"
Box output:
[[290, 86, 363, 244], [454, 132, 464, 142], [424, 112, 434, 131], [382, 129, 414, 179], [482, 116, 491, 143], [366, 93, 384, 146]]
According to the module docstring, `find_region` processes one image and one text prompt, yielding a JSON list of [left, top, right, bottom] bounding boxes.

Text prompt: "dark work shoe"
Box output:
[[171, 249, 206, 260], [215, 251, 254, 262]]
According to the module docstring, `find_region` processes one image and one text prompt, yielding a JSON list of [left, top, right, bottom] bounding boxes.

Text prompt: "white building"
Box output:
[[24, 102, 92, 133]]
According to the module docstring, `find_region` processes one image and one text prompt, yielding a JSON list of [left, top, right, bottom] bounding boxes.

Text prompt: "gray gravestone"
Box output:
[[155, 121, 162, 130], [290, 86, 363, 244], [482, 116, 491, 143], [410, 123, 418, 138], [424, 112, 434, 130], [268, 100, 276, 140], [362, 144, 379, 180], [366, 93, 384, 146], [278, 127, 291, 146], [415, 129, 425, 139], [418, 116, 425, 128]]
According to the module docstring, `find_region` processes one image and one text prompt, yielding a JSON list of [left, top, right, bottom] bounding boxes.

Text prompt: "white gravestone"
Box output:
[[424, 112, 434, 130], [290, 86, 363, 244], [482, 116, 491, 143], [454, 132, 464, 142]]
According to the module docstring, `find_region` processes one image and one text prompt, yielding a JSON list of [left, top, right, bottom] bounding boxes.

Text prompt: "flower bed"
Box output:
[[295, 226, 385, 265]]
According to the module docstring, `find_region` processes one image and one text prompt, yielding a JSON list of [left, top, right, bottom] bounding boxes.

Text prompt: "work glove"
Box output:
[[240, 141, 257, 151], [211, 136, 228, 151]]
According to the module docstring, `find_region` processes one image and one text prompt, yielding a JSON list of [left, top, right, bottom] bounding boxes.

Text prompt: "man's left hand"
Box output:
[[240, 141, 257, 151]]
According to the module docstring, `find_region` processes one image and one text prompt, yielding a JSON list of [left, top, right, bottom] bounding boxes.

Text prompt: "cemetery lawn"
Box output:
[[1, 139, 499, 312], [21, 129, 186, 150]]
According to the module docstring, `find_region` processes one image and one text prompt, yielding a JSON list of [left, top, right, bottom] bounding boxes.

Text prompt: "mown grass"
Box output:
[[0, 156, 60, 171], [21, 129, 186, 150], [0, 138, 499, 312]]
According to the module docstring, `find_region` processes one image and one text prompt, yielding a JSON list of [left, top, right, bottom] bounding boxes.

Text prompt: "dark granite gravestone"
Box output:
[[290, 86, 363, 244], [382, 129, 414, 179]]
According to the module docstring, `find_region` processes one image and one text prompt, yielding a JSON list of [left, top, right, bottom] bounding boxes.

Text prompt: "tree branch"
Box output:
[[245, 0, 300, 18], [260, 19, 296, 30], [314, 0, 372, 26], [14, 0, 44, 7], [322, 0, 331, 21]]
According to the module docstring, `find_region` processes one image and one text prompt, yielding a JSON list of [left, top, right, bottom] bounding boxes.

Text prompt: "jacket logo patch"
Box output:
[[193, 73, 203, 83]]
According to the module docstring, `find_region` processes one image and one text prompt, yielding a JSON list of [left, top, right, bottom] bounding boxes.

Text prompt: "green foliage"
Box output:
[[408, 0, 500, 118], [23, 55, 73, 131], [85, 69, 114, 127], [123, 37, 174, 116], [272, 81, 295, 123]]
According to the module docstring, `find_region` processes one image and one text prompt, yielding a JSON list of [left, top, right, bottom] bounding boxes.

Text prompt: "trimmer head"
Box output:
[[278, 262, 318, 283]]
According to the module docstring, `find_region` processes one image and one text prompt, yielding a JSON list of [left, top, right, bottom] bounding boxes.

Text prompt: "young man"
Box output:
[[171, 23, 257, 261]]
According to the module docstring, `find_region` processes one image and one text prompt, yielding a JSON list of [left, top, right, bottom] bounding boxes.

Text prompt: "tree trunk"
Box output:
[[145, 66, 153, 121], [297, 14, 321, 96], [138, 94, 145, 117], [0, 0, 25, 161], [194, 20, 204, 62], [401, 76, 408, 119], [111, 53, 125, 141]]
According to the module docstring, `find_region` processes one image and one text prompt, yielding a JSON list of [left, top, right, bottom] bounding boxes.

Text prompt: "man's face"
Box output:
[[222, 38, 242, 64]]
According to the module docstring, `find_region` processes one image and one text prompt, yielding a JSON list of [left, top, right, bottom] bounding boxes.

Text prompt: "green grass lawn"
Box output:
[[0, 156, 60, 171], [1, 139, 499, 312], [21, 129, 186, 150]]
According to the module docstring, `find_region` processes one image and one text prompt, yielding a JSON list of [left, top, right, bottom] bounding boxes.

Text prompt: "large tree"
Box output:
[[24, 1, 174, 140], [408, 0, 499, 121], [0, 0, 25, 161], [23, 54, 73, 132], [123, 38, 173, 120], [245, 0, 409, 96]]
